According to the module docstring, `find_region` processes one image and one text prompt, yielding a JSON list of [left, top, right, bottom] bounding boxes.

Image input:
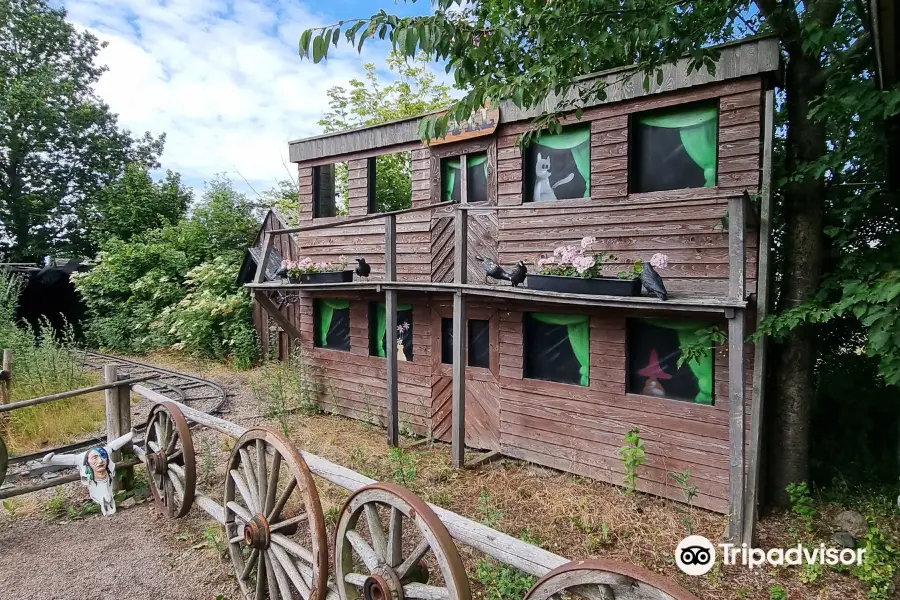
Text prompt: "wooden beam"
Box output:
[[255, 232, 274, 283], [728, 195, 746, 300], [104, 365, 124, 494], [0, 374, 157, 414], [385, 213, 399, 448], [744, 86, 776, 545], [255, 292, 303, 341], [117, 372, 134, 491], [451, 155, 468, 468], [269, 201, 452, 235], [1, 349, 11, 405], [726, 310, 746, 543]]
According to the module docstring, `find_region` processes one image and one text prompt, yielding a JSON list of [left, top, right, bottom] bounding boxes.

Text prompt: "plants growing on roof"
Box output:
[[282, 256, 348, 279]]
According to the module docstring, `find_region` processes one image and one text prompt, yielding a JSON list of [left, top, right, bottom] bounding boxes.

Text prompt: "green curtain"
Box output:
[[444, 158, 459, 202], [645, 319, 714, 405], [639, 107, 718, 187], [468, 152, 488, 179], [316, 299, 350, 348], [374, 302, 413, 357], [534, 128, 591, 198], [531, 313, 590, 386]]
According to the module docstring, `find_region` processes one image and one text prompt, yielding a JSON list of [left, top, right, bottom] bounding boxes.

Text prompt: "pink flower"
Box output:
[[650, 253, 669, 269], [537, 257, 556, 269], [315, 262, 330, 271], [581, 236, 596, 250], [298, 257, 313, 268], [572, 255, 595, 274]]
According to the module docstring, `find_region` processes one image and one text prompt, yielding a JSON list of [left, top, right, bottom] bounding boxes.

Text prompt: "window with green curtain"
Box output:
[[523, 312, 589, 386], [625, 318, 714, 405], [313, 298, 351, 351], [524, 126, 590, 202], [369, 301, 414, 360], [630, 102, 718, 193], [442, 152, 488, 203]]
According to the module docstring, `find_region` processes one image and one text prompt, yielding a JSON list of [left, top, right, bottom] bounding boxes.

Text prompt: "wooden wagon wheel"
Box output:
[[334, 482, 471, 600], [144, 401, 196, 518], [224, 427, 328, 600], [0, 434, 7, 489], [524, 559, 701, 600]]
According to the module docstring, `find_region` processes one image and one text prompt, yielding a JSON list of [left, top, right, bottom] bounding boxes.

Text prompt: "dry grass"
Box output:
[[1, 390, 106, 455]]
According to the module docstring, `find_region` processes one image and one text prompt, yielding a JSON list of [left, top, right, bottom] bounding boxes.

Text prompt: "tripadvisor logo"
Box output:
[[675, 535, 867, 575]]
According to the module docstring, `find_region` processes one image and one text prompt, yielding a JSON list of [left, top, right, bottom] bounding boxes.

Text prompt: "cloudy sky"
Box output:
[[58, 0, 437, 199]]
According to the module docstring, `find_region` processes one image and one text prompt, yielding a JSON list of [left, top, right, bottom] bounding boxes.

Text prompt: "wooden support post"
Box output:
[[255, 292, 303, 341], [385, 214, 399, 447], [103, 365, 124, 494], [726, 310, 746, 543], [117, 374, 133, 491], [254, 232, 274, 283], [1, 349, 11, 404], [744, 86, 776, 545], [728, 195, 746, 300], [451, 156, 468, 468]]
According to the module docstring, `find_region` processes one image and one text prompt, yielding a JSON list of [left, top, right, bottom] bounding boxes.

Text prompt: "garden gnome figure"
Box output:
[[42, 429, 135, 516]]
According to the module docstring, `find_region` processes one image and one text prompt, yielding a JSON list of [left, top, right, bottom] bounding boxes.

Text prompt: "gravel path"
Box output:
[[0, 503, 238, 600]]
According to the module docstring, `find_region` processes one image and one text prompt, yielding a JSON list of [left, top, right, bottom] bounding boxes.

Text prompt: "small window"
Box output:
[[441, 317, 453, 364], [369, 302, 413, 360], [630, 102, 718, 193], [523, 312, 589, 386], [368, 152, 412, 213], [468, 319, 490, 368], [626, 319, 714, 404], [442, 152, 488, 203], [523, 126, 590, 202], [313, 299, 350, 351], [312, 162, 349, 218]]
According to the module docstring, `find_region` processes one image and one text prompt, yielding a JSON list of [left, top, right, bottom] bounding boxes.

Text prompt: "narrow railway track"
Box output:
[[2, 351, 228, 480]]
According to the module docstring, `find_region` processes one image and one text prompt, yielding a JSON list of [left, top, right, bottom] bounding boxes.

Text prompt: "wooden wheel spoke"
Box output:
[[403, 583, 450, 600], [267, 477, 297, 523], [387, 506, 403, 568], [256, 440, 268, 509], [165, 426, 178, 454], [152, 419, 164, 449], [270, 513, 309, 534], [231, 469, 259, 514], [346, 529, 380, 571], [240, 549, 260, 581], [272, 532, 315, 565], [255, 552, 267, 600], [344, 573, 368, 587], [147, 440, 161, 453], [364, 504, 388, 561], [397, 539, 431, 580], [167, 468, 185, 500], [227, 500, 253, 523], [270, 550, 293, 600], [239, 449, 261, 513], [271, 543, 312, 600], [264, 451, 282, 515]]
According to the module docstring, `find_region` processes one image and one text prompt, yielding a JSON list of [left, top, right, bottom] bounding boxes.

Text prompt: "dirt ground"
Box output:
[[1, 351, 897, 600]]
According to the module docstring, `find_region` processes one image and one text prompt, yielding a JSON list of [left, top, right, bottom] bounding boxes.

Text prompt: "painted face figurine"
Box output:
[[43, 430, 134, 517]]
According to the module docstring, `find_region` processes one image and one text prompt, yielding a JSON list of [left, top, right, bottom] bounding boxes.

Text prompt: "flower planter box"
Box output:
[[525, 274, 642, 296], [289, 270, 354, 284]]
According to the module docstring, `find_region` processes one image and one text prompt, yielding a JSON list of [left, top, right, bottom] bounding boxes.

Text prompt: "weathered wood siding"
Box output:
[[293, 292, 433, 436], [496, 77, 763, 297], [494, 301, 754, 513], [252, 211, 301, 360]]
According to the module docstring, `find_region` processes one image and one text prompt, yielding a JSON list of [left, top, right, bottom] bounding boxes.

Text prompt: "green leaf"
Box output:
[[299, 29, 312, 57], [312, 36, 326, 62], [332, 28, 341, 46], [406, 28, 419, 56]]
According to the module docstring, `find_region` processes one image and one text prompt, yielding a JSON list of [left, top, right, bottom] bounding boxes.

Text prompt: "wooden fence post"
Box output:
[[104, 365, 125, 494], [1, 349, 11, 405], [117, 373, 134, 491], [385, 213, 399, 447], [451, 156, 468, 469]]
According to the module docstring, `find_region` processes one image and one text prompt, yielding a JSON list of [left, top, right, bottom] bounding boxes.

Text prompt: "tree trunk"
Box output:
[[768, 48, 828, 506]]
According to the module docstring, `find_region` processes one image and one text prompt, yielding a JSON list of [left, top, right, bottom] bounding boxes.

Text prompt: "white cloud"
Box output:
[[61, 0, 397, 197]]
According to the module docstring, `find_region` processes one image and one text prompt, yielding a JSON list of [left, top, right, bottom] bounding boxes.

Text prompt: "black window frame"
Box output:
[[368, 301, 414, 361], [441, 151, 489, 204], [312, 298, 351, 352], [367, 152, 413, 214], [522, 125, 591, 203], [312, 163, 337, 218], [522, 312, 587, 387]]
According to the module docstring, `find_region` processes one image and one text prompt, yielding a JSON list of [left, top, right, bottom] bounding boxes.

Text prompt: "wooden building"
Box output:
[[247, 35, 779, 543]]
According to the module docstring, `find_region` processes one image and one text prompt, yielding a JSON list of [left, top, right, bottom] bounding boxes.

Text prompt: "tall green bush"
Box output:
[[74, 175, 258, 365]]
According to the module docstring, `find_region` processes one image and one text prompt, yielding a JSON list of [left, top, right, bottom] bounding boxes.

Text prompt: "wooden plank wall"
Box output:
[[252, 211, 302, 359], [496, 301, 754, 512], [496, 77, 762, 297], [295, 149, 432, 282], [294, 292, 433, 436]]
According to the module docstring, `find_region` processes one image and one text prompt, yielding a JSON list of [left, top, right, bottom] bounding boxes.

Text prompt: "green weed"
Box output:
[[670, 470, 698, 534], [388, 447, 416, 486], [768, 585, 787, 600], [477, 489, 502, 529], [785, 481, 815, 532], [850, 517, 897, 600], [617, 427, 645, 494]]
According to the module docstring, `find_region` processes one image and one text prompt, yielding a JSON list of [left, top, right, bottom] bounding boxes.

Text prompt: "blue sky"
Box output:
[[58, 0, 441, 200]]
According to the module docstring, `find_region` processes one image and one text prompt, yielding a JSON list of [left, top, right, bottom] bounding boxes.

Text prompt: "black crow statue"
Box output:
[[640, 262, 668, 300], [507, 261, 527, 287], [476, 255, 510, 283], [274, 263, 288, 279], [355, 258, 371, 278]]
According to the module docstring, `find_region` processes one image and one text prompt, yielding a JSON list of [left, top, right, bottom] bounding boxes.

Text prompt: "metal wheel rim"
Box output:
[[144, 401, 196, 518], [224, 427, 328, 600], [524, 559, 701, 600], [334, 482, 471, 600], [0, 434, 7, 488]]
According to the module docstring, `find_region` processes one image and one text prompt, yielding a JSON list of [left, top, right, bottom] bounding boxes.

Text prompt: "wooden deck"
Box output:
[[245, 280, 747, 314]]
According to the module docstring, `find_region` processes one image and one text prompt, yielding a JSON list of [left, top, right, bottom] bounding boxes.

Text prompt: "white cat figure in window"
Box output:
[[533, 153, 575, 201]]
